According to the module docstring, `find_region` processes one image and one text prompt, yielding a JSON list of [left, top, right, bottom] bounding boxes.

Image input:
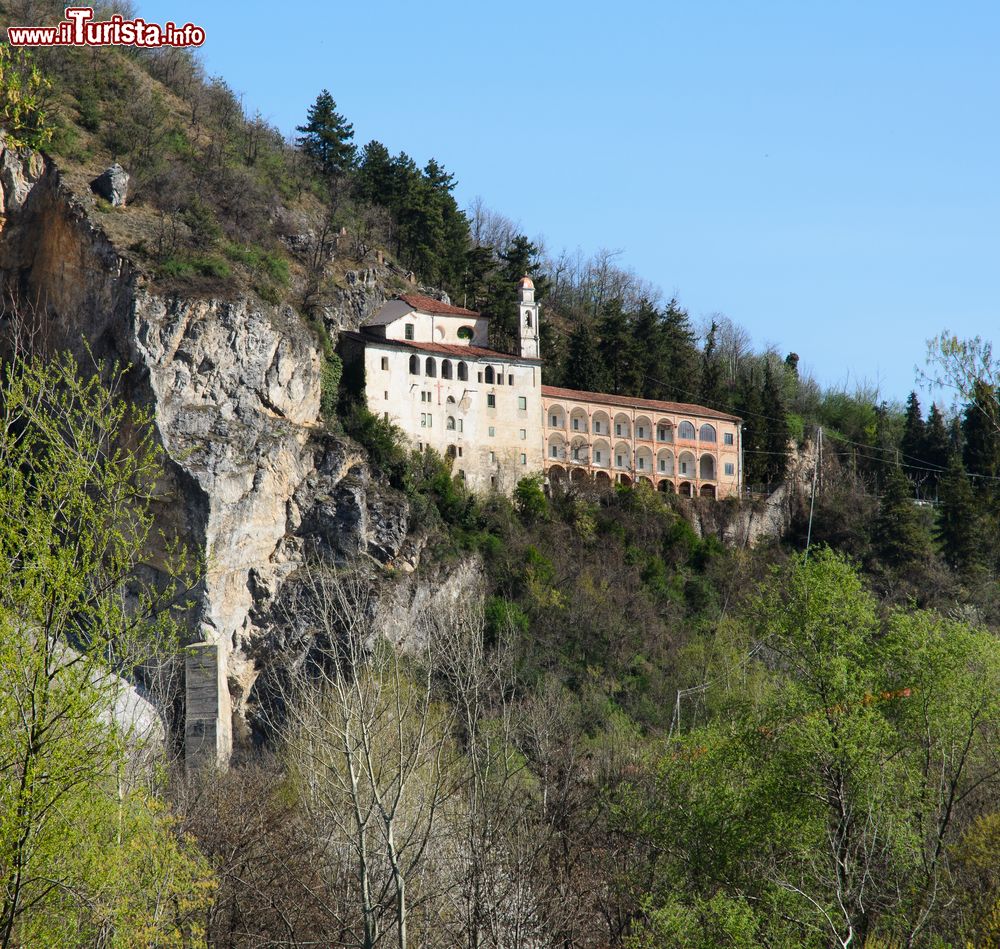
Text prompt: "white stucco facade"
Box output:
[[344, 291, 544, 493], [343, 282, 743, 499]]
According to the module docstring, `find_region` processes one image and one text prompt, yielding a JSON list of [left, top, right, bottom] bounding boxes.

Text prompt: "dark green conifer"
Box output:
[[564, 320, 608, 393], [935, 453, 988, 574], [296, 90, 356, 176], [874, 462, 932, 569]]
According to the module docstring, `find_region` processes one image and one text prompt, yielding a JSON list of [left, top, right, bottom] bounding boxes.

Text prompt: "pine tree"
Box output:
[[296, 90, 356, 176], [598, 301, 640, 395], [564, 320, 607, 393], [874, 462, 932, 569], [899, 391, 926, 497], [659, 298, 700, 400], [962, 380, 1000, 495], [922, 403, 951, 497], [484, 235, 547, 353], [935, 453, 988, 574], [631, 299, 667, 399], [736, 368, 766, 486], [761, 359, 790, 484], [699, 320, 724, 408]]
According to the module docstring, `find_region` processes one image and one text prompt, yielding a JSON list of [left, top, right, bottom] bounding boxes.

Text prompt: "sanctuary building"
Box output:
[[341, 278, 743, 499]]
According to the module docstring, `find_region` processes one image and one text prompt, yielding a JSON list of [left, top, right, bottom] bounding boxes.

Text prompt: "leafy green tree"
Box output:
[[296, 89, 356, 176], [0, 351, 212, 945], [0, 47, 53, 149], [617, 550, 1000, 947], [873, 462, 932, 569]]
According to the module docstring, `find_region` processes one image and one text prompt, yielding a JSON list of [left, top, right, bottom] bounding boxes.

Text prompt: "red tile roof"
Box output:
[[398, 294, 480, 317], [541, 385, 741, 422], [342, 331, 541, 364]]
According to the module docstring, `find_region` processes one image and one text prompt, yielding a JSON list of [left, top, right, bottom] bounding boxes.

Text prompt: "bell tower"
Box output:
[[517, 275, 540, 359]]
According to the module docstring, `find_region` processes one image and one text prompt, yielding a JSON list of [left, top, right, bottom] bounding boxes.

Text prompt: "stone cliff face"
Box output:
[[0, 136, 413, 763]]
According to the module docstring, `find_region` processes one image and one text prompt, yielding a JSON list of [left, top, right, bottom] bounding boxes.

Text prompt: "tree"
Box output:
[[273, 565, 456, 949], [761, 359, 790, 484], [922, 402, 951, 497], [617, 550, 1000, 947], [485, 235, 547, 353], [0, 46, 53, 149], [658, 298, 700, 399], [598, 300, 640, 395], [899, 391, 925, 494], [0, 350, 211, 946], [296, 89, 356, 176], [698, 320, 724, 408], [736, 368, 766, 486], [563, 319, 607, 393], [962, 379, 1000, 494], [935, 454, 989, 575], [873, 462, 932, 570]]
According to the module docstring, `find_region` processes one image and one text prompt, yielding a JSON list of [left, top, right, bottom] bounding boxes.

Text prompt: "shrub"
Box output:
[[0, 46, 53, 149]]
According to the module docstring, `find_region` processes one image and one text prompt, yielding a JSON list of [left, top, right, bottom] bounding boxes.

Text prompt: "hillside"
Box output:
[[0, 9, 1000, 946]]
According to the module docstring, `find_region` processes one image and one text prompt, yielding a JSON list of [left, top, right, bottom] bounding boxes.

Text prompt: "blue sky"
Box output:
[[135, 0, 1000, 405]]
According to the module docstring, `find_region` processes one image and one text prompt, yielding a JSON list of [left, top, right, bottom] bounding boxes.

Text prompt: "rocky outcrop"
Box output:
[[90, 162, 129, 206], [0, 134, 412, 764]]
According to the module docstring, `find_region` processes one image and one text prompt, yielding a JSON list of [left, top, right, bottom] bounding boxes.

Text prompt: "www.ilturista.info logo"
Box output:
[[8, 6, 205, 48]]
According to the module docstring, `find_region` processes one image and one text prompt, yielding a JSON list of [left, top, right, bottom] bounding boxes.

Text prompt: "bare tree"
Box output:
[[271, 564, 456, 949]]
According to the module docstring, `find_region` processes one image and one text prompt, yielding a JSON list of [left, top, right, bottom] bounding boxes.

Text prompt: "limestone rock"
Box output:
[[91, 162, 129, 206], [291, 435, 409, 566]]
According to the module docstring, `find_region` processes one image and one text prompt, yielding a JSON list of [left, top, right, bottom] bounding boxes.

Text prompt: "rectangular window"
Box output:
[[490, 451, 496, 464], [725, 462, 735, 476], [521, 453, 527, 465], [508, 375, 514, 386], [404, 324, 414, 340], [458, 447, 463, 457], [497, 373, 504, 385], [458, 469, 465, 480], [384, 391, 388, 400], [616, 454, 624, 467], [487, 394, 496, 408], [518, 397, 527, 410], [680, 462, 688, 474], [638, 457, 645, 469], [420, 414, 427, 428], [551, 445, 557, 458], [638, 426, 645, 438], [573, 418, 580, 430], [489, 426, 495, 437], [550, 415, 557, 426], [594, 421, 601, 433], [595, 450, 602, 462], [616, 424, 622, 436], [519, 429, 526, 440], [381, 356, 389, 370], [478, 371, 483, 383], [659, 460, 666, 472], [458, 419, 463, 432], [724, 432, 734, 445], [384, 412, 389, 421]]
